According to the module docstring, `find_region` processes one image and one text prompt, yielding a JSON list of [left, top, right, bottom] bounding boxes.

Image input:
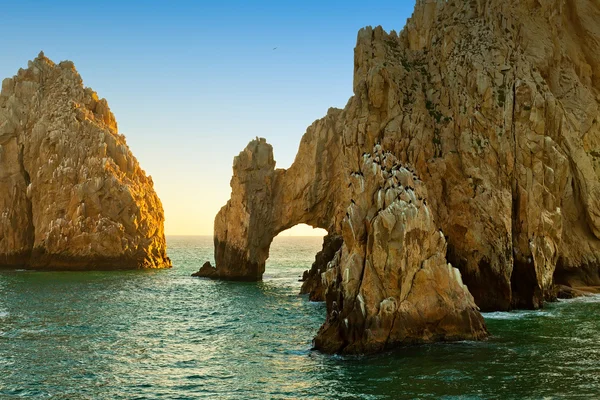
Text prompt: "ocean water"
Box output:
[[0, 236, 599, 399]]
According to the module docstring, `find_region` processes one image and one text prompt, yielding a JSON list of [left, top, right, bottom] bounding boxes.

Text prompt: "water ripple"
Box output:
[[0, 236, 598, 399]]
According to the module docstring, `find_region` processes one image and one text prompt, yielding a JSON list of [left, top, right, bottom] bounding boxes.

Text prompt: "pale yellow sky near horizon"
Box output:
[[164, 224, 327, 237], [154, 157, 330, 237]]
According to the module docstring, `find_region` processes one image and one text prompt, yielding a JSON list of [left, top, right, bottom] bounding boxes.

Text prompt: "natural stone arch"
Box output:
[[197, 126, 487, 354], [198, 109, 347, 281]]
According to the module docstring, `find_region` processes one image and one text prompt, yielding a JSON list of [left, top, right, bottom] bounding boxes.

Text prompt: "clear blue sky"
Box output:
[[0, 0, 416, 235]]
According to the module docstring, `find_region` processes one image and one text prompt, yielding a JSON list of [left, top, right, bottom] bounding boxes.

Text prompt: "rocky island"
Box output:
[[197, 0, 600, 354], [0, 53, 171, 270]]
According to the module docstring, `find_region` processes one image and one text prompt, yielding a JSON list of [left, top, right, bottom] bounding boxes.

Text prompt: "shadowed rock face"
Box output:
[[0, 53, 171, 270], [300, 233, 343, 301], [201, 0, 600, 352]]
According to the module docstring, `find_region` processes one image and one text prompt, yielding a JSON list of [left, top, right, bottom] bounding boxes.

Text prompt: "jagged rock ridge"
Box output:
[[200, 0, 600, 353], [0, 53, 171, 270], [313, 145, 487, 353]]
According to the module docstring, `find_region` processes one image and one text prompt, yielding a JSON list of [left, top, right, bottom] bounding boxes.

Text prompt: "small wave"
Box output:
[[20, 328, 47, 335], [482, 311, 525, 320], [482, 310, 556, 320], [0, 311, 8, 318], [557, 294, 600, 304]]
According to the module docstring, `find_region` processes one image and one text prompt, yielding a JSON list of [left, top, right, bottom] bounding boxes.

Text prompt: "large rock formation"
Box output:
[[201, 0, 600, 352], [0, 53, 171, 270], [313, 146, 487, 354]]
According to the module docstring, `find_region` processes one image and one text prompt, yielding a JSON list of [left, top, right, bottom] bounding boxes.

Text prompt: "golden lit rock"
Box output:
[[0, 53, 171, 270]]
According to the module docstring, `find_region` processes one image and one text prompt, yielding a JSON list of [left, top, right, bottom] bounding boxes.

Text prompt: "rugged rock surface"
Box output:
[[205, 0, 600, 352], [555, 284, 600, 299], [192, 261, 216, 278], [313, 146, 487, 354], [299, 233, 343, 301], [197, 124, 346, 280], [382, 0, 600, 310], [0, 53, 171, 270]]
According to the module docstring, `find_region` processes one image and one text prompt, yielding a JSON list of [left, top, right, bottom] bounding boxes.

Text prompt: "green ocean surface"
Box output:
[[0, 236, 598, 399]]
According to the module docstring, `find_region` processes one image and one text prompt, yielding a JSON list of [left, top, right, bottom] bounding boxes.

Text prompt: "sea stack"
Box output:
[[0, 53, 171, 270], [202, 0, 600, 353]]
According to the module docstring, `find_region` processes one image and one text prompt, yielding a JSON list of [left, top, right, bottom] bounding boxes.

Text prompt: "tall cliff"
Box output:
[[0, 53, 171, 270], [201, 0, 600, 353]]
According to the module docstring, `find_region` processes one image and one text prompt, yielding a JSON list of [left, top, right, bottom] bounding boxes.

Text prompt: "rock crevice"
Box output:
[[300, 233, 343, 301]]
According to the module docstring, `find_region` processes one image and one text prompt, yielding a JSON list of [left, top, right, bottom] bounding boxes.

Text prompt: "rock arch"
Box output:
[[198, 128, 488, 354], [197, 109, 347, 281]]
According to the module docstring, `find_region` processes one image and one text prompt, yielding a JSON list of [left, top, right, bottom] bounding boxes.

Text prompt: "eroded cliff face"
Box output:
[[0, 53, 171, 270], [203, 0, 600, 352], [314, 146, 487, 354], [345, 0, 600, 310]]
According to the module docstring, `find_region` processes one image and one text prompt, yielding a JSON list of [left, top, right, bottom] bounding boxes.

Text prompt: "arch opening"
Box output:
[[274, 224, 327, 238], [265, 224, 328, 280]]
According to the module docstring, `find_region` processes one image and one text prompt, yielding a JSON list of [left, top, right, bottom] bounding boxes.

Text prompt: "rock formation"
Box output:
[[0, 53, 171, 270], [201, 0, 600, 352], [198, 124, 345, 281], [300, 233, 343, 301], [313, 146, 487, 354]]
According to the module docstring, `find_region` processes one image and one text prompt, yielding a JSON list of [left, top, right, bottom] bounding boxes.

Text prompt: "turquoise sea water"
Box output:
[[0, 236, 599, 399]]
